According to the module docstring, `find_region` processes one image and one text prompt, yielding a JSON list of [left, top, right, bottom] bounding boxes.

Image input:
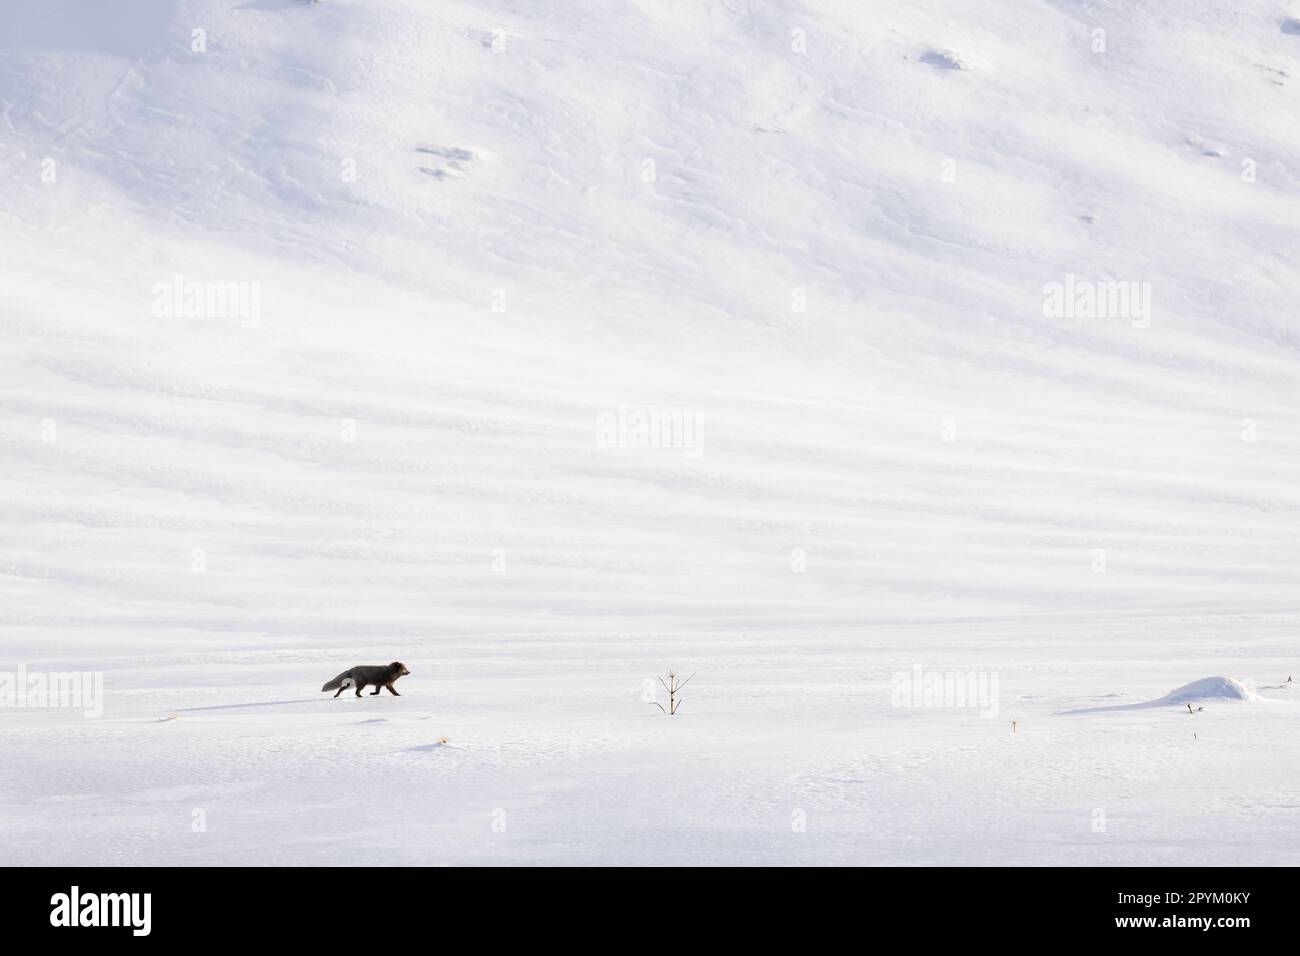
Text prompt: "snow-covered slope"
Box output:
[[1, 0, 1298, 865]]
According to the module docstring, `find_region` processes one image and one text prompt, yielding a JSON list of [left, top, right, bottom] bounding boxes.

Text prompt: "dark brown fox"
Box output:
[[321, 662, 411, 698]]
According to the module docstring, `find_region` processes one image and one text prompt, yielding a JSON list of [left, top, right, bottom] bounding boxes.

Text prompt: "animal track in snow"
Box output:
[[1256, 62, 1290, 86], [416, 144, 478, 180], [1185, 135, 1227, 158], [476, 28, 509, 51], [920, 48, 971, 70]]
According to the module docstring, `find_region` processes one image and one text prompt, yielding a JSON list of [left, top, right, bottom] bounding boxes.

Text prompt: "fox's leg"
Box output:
[[370, 683, 382, 695], [355, 682, 365, 697], [333, 685, 345, 698], [385, 683, 401, 696]]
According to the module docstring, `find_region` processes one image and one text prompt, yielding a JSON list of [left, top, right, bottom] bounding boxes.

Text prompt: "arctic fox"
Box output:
[[321, 662, 411, 698]]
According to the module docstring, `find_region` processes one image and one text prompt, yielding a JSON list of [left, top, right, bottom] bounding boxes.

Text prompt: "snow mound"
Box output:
[[1156, 677, 1257, 704], [1060, 676, 1259, 714]]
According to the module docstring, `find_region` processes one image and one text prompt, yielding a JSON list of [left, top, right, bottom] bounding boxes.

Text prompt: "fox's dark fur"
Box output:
[[321, 662, 411, 698]]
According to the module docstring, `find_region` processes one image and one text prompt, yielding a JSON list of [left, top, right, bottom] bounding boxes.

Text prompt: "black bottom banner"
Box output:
[[4, 866, 1290, 944]]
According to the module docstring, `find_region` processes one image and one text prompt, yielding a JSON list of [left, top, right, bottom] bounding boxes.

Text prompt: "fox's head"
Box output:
[[392, 661, 411, 677]]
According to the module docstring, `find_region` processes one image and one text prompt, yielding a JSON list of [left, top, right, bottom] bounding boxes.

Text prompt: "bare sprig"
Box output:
[[652, 670, 695, 715]]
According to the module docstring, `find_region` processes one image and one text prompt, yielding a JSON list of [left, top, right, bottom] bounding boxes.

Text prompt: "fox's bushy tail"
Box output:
[[321, 671, 349, 692]]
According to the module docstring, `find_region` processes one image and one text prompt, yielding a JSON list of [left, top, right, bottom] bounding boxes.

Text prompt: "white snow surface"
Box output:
[[2, 0, 1299, 865]]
